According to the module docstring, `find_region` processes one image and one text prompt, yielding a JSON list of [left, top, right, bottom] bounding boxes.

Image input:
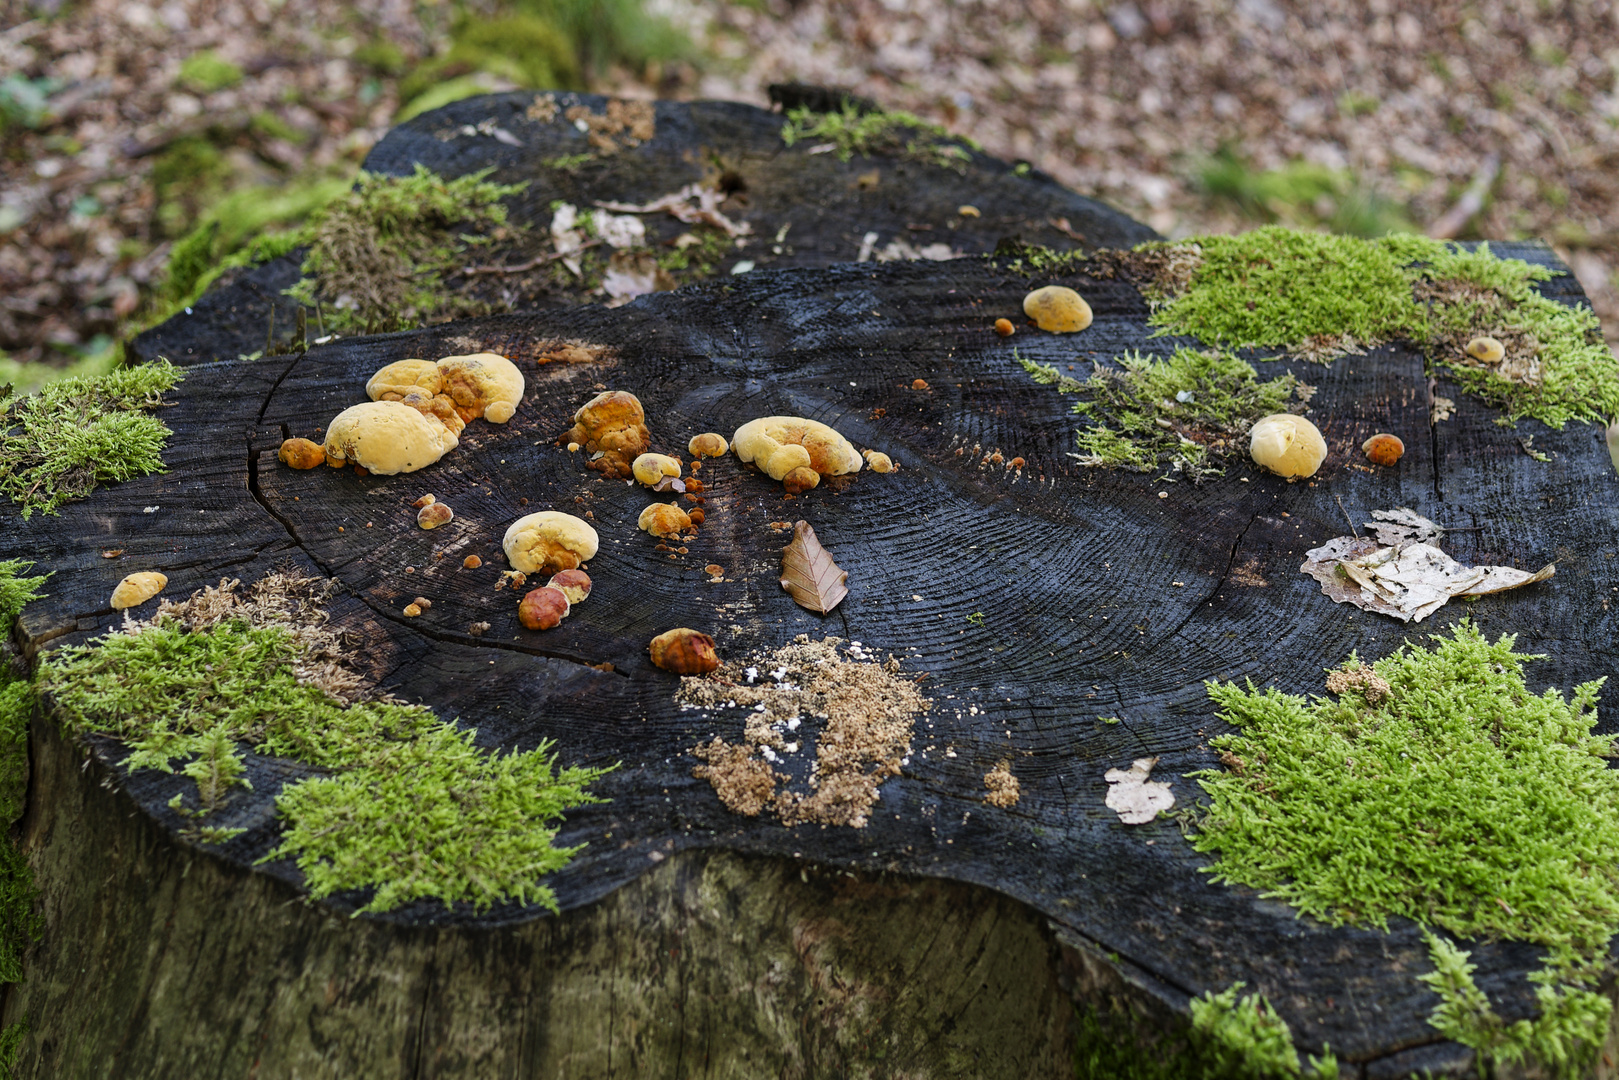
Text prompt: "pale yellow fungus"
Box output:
[[503, 511, 599, 575], [732, 416, 862, 482], [111, 571, 167, 610], [1249, 414, 1327, 479], [1022, 285, 1092, 333], [436, 352, 524, 423], [632, 453, 682, 487], [322, 401, 457, 475]]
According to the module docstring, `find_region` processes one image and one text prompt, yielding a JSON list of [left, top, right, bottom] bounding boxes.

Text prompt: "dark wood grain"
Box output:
[[11, 105, 1618, 1076]]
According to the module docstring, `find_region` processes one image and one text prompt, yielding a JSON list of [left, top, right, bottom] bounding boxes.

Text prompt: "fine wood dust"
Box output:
[[983, 761, 1020, 808], [684, 635, 930, 828]]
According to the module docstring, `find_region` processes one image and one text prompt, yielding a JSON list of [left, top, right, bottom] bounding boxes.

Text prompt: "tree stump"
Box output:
[[4, 95, 1618, 1079]]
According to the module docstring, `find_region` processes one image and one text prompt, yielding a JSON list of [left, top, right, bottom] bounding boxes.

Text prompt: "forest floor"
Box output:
[[2, 0, 1617, 380]]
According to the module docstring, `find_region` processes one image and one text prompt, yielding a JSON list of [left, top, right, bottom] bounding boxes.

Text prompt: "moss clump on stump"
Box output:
[[285, 164, 527, 335], [39, 574, 611, 914], [0, 359, 182, 518], [1191, 622, 1616, 1074], [1136, 227, 1619, 429], [1019, 347, 1300, 481]]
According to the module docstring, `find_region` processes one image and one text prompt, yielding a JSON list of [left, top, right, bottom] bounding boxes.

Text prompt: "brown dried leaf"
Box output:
[[779, 520, 848, 615]]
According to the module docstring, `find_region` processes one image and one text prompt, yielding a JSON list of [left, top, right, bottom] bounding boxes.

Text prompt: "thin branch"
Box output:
[[459, 241, 601, 277]]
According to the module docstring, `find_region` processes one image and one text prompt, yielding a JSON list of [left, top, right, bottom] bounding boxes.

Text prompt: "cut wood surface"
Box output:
[[4, 95, 1618, 1079]]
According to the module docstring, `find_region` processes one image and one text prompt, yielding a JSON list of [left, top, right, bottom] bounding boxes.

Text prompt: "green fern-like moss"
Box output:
[[40, 615, 611, 915], [0, 359, 182, 518]]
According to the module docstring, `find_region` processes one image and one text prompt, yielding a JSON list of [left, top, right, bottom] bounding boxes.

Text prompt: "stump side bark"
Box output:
[[8, 707, 1092, 1080]]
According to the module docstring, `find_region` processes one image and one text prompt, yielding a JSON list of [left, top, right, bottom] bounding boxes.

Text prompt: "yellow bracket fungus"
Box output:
[[322, 401, 457, 475], [1023, 285, 1093, 333], [503, 511, 599, 575], [732, 416, 862, 484], [1249, 413, 1327, 479]]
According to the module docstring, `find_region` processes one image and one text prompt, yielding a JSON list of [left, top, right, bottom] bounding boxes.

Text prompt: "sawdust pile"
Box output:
[[983, 761, 1020, 808], [685, 636, 929, 828]]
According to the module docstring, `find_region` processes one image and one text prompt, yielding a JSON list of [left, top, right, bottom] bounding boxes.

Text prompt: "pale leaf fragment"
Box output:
[[1607, 417, 1618, 477], [779, 520, 849, 615], [1301, 508, 1553, 623], [1365, 507, 1444, 548], [1105, 757, 1175, 825]]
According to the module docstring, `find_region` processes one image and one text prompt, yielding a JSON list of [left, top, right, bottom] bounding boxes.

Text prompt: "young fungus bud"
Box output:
[[1465, 336, 1505, 365], [994, 318, 1015, 337], [782, 466, 820, 494], [111, 571, 167, 610], [1249, 414, 1327, 479], [1362, 433, 1404, 467], [279, 438, 325, 469], [518, 586, 570, 630], [649, 628, 720, 674], [639, 502, 692, 538], [417, 502, 454, 529], [862, 449, 894, 473], [632, 453, 682, 487], [547, 569, 592, 604], [688, 432, 729, 458], [1022, 285, 1092, 333]]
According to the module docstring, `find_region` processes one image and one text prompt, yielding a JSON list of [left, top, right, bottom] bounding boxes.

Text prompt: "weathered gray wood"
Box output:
[[4, 94, 1618, 1080]]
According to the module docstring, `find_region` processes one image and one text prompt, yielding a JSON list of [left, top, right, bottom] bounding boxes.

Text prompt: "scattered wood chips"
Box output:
[[685, 636, 928, 828]]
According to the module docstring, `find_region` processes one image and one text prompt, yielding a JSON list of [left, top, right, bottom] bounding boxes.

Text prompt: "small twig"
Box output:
[[1428, 152, 1501, 240], [459, 241, 601, 276], [1335, 494, 1358, 538]]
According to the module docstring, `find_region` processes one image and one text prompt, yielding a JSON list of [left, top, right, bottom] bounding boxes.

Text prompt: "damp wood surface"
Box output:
[[11, 94, 1619, 1074], [7, 240, 1616, 1077]]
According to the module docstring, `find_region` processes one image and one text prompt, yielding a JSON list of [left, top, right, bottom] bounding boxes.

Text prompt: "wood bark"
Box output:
[[1, 93, 1615, 1079]]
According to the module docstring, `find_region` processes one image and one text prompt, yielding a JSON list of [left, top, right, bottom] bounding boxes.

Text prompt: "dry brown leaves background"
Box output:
[[3, 0, 1618, 372]]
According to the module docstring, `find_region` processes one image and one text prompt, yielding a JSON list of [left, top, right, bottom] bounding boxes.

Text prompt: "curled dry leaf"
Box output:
[[779, 520, 848, 615], [1302, 508, 1554, 623], [1104, 757, 1175, 825], [1608, 417, 1619, 477]]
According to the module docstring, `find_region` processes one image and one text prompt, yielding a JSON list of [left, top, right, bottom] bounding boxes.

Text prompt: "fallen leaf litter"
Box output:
[[1302, 508, 1554, 623], [686, 636, 930, 828]]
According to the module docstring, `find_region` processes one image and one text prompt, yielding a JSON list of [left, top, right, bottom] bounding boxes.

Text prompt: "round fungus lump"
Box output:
[[503, 511, 599, 575], [547, 569, 592, 604], [732, 416, 862, 484], [688, 433, 728, 458], [1362, 433, 1405, 467], [322, 400, 458, 475], [560, 390, 650, 479], [632, 453, 682, 487], [1249, 414, 1327, 479], [111, 571, 167, 610], [649, 628, 720, 675], [397, 391, 467, 438], [518, 586, 570, 630], [1022, 285, 1093, 333], [278, 438, 325, 469], [1465, 336, 1506, 365], [436, 352, 524, 423], [639, 502, 692, 538], [862, 449, 894, 473], [366, 359, 443, 401]]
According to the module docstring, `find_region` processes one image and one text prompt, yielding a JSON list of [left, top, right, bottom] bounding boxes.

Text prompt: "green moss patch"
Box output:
[[1419, 930, 1608, 1078], [284, 164, 526, 335], [780, 102, 976, 171], [1191, 623, 1617, 1071], [39, 573, 610, 914], [1073, 984, 1337, 1079], [0, 560, 47, 1012], [0, 359, 182, 518], [1019, 347, 1300, 481], [1133, 226, 1619, 429]]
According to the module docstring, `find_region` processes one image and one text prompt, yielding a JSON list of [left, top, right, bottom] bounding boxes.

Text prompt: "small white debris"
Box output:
[[1105, 757, 1176, 825], [745, 666, 759, 683], [143, 506, 159, 513], [786, 718, 801, 731], [762, 747, 779, 762]]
